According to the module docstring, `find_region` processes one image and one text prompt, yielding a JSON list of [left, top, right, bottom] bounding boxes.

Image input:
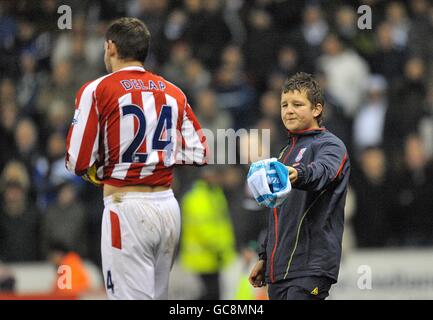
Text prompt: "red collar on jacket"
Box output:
[[288, 127, 327, 136]]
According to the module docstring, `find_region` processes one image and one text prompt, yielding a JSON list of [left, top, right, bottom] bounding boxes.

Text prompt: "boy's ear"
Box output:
[[313, 103, 323, 118]]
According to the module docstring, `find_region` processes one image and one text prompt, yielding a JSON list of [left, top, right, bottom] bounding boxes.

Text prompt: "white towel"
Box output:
[[247, 158, 291, 208]]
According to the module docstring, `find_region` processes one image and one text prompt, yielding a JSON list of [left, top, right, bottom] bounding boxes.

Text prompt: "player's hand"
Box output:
[[82, 164, 102, 187], [287, 166, 298, 184], [249, 260, 266, 288]]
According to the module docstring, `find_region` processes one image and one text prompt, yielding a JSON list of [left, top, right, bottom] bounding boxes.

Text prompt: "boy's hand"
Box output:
[[249, 260, 266, 288], [287, 166, 298, 184]]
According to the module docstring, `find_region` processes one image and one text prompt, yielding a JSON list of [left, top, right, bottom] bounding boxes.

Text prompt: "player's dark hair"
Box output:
[[283, 72, 325, 126], [105, 17, 151, 64]]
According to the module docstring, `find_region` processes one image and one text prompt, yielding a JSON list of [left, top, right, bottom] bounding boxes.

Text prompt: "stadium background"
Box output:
[[0, 0, 432, 299]]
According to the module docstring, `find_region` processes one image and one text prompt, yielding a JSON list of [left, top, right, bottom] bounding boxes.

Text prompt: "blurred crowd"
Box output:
[[0, 0, 433, 297]]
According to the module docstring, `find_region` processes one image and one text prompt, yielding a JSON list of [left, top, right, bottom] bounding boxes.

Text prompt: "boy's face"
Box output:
[[280, 89, 322, 132]]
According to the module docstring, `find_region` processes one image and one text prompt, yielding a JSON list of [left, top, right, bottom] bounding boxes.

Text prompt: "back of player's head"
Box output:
[[283, 72, 324, 125], [106, 17, 151, 64]]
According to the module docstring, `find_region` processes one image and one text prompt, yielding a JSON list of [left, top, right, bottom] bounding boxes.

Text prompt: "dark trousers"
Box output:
[[268, 276, 333, 300], [199, 273, 220, 300]]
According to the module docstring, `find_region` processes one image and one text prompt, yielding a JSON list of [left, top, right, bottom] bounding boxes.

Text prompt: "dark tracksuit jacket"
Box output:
[[258, 128, 350, 284]]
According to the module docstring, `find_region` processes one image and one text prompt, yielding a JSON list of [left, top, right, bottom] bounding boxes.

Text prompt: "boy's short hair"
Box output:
[[283, 72, 325, 125], [106, 17, 151, 63]]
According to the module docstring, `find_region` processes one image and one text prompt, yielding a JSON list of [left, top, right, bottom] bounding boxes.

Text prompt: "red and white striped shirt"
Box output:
[[66, 66, 207, 187]]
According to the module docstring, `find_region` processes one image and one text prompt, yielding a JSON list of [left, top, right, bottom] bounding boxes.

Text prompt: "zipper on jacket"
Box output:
[[282, 136, 298, 164], [270, 136, 297, 282], [270, 208, 279, 283]]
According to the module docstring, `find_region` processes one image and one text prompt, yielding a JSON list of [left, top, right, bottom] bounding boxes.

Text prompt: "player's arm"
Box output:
[[175, 102, 208, 166], [65, 82, 100, 181], [289, 140, 349, 191]]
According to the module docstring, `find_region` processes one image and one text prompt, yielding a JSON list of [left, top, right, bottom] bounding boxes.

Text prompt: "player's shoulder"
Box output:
[[97, 68, 187, 102], [147, 71, 187, 100], [77, 73, 112, 96]]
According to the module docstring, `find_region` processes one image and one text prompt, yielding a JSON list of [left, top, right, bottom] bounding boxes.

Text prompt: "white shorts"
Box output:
[[101, 190, 181, 300]]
